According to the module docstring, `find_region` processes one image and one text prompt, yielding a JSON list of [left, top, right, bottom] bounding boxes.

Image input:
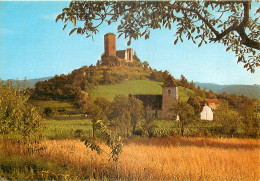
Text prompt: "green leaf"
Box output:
[[69, 28, 77, 36]]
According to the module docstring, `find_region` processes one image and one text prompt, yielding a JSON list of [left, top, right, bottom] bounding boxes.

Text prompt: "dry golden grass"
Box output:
[[1, 137, 259, 180]]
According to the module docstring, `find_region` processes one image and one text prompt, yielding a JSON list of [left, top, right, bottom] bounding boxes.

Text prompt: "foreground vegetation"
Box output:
[[1, 137, 259, 180], [1, 65, 259, 180]]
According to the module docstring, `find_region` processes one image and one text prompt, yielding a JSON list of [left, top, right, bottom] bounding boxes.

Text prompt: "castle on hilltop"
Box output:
[[101, 33, 134, 65], [101, 33, 179, 120]]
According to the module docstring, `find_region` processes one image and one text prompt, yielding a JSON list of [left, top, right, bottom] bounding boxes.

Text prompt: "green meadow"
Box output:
[[91, 79, 195, 101]]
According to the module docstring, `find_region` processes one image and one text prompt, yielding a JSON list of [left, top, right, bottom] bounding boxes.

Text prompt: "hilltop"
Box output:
[[29, 59, 212, 104]]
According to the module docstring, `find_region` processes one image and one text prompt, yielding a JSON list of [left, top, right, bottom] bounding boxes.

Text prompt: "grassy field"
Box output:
[[1, 137, 258, 180], [41, 118, 235, 140], [42, 118, 93, 139], [42, 118, 181, 140], [29, 100, 78, 113], [91, 79, 195, 101]]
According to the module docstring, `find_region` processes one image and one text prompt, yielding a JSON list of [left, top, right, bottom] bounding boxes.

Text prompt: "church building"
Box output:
[[132, 75, 178, 120]]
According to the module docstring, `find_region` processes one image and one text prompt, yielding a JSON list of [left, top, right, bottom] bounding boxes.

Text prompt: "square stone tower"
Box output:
[[160, 75, 178, 119], [104, 33, 116, 57]]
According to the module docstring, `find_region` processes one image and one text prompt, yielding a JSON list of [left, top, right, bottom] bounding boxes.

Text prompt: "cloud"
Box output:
[[0, 28, 12, 35], [41, 13, 59, 22]]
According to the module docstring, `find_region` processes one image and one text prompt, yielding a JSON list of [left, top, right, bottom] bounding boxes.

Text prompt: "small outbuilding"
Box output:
[[200, 105, 213, 121], [205, 99, 220, 110]]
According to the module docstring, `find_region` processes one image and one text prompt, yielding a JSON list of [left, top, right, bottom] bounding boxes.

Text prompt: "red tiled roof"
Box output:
[[205, 99, 220, 104]]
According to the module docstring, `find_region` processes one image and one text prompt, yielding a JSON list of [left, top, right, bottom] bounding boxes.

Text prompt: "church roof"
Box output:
[[131, 94, 162, 110], [162, 75, 178, 87]]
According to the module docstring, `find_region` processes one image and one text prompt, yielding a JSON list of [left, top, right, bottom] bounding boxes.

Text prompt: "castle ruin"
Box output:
[[101, 33, 133, 65]]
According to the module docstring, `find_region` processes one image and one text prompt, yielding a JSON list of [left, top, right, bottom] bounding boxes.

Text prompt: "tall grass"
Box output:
[[1, 137, 258, 180]]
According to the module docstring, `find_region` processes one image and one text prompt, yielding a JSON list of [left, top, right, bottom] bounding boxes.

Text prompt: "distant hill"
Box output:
[[220, 85, 260, 99], [2, 77, 52, 89], [195, 82, 260, 99]]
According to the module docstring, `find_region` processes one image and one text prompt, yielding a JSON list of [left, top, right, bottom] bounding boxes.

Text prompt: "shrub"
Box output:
[[0, 80, 43, 153]]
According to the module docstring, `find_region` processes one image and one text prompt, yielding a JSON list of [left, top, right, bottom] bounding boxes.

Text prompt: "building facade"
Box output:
[[200, 105, 214, 121], [133, 75, 178, 120]]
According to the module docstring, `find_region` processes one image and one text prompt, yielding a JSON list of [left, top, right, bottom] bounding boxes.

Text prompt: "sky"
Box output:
[[0, 1, 259, 85]]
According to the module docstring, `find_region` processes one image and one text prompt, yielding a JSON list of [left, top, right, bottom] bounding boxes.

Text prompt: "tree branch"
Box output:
[[211, 1, 260, 50], [236, 28, 260, 50], [163, 2, 220, 37], [164, 1, 259, 50]]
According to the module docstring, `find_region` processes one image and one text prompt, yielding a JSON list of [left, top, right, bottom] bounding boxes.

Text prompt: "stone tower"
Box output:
[[104, 33, 116, 57], [126, 48, 133, 61], [161, 75, 178, 119]]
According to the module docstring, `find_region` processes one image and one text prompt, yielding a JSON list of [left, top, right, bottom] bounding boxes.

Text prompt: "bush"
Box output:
[[43, 107, 56, 117], [0, 80, 43, 150]]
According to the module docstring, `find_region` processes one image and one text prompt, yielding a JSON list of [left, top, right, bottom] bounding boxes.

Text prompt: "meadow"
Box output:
[[91, 80, 194, 101], [1, 137, 259, 180], [1, 113, 258, 180]]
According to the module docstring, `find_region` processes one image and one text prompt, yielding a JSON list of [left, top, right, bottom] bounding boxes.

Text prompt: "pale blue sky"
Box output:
[[0, 1, 259, 85]]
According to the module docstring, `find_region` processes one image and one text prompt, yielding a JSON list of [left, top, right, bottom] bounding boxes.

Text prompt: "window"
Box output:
[[168, 89, 172, 95]]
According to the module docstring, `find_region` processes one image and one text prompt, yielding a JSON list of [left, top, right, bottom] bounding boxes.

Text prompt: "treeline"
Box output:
[[31, 54, 148, 101], [78, 93, 258, 139], [31, 66, 134, 101]]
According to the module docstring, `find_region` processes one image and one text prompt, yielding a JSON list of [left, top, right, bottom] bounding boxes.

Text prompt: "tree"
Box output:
[[206, 89, 217, 99], [82, 96, 108, 138], [94, 96, 111, 121], [110, 95, 132, 137], [170, 101, 195, 136], [142, 61, 150, 70], [102, 70, 112, 85], [143, 106, 157, 138], [214, 100, 241, 138], [57, 1, 259, 72], [0, 80, 43, 154], [187, 95, 202, 115], [238, 100, 259, 138], [128, 96, 144, 136], [180, 74, 188, 87], [110, 95, 144, 137]]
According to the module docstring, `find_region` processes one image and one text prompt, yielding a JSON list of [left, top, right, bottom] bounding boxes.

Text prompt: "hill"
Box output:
[[91, 79, 195, 101], [195, 82, 260, 99], [220, 85, 260, 99], [2, 77, 51, 89]]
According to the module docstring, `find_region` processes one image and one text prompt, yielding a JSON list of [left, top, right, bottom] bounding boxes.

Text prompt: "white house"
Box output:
[[200, 105, 213, 121]]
